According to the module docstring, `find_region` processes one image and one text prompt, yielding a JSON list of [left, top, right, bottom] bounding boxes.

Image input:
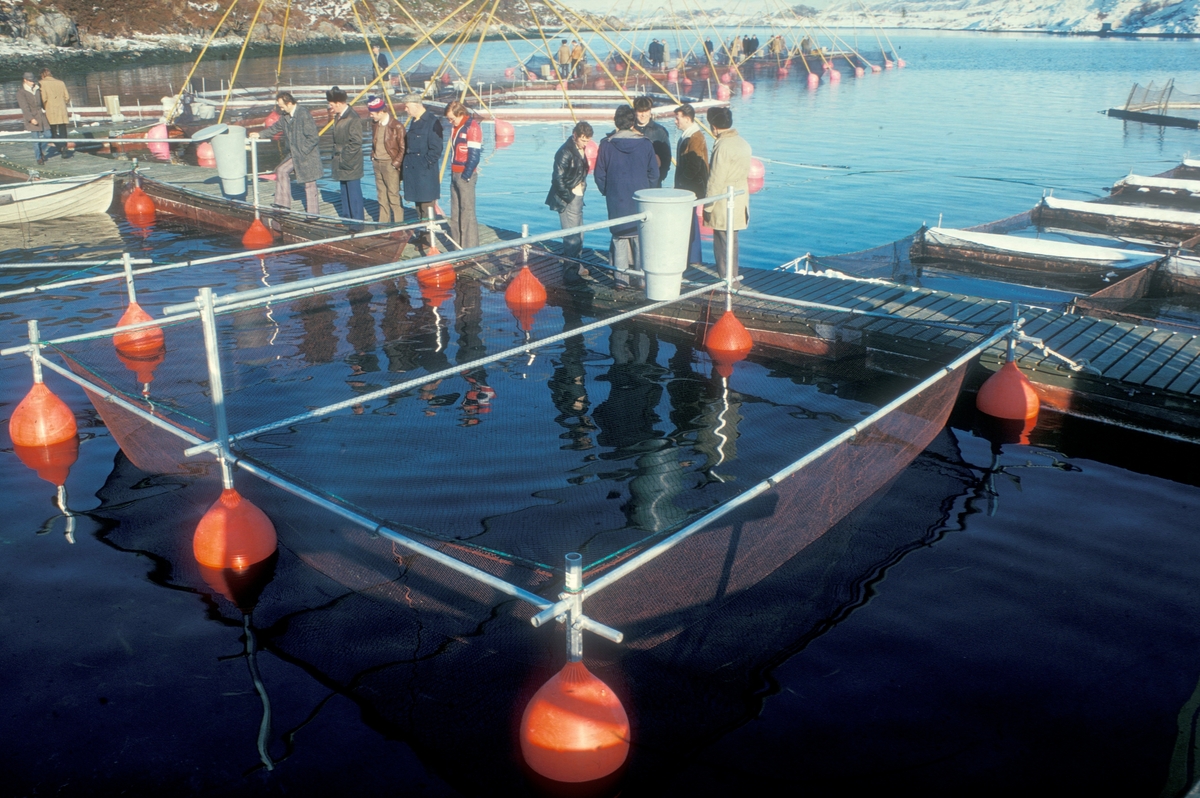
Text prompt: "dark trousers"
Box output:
[[339, 180, 364, 221], [49, 123, 68, 155], [713, 229, 739, 280], [414, 200, 437, 251], [687, 211, 702, 265]]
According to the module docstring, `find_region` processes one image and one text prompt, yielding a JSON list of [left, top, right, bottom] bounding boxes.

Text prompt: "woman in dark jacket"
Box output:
[[546, 121, 593, 273], [326, 87, 364, 221]]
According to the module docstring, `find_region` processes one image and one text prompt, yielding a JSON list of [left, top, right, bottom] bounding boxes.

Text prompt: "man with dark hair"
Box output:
[[367, 95, 405, 224], [39, 68, 70, 159], [632, 95, 670, 188], [401, 92, 444, 253], [251, 90, 322, 215], [17, 71, 49, 164], [546, 120, 594, 285], [703, 105, 751, 279], [444, 100, 482, 250], [674, 103, 708, 267], [557, 39, 572, 78], [594, 104, 658, 286], [327, 86, 364, 222]]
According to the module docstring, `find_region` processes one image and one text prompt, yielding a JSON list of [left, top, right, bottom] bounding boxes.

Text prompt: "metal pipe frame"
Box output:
[[29, 351, 553, 611], [182, 281, 722, 457], [0, 220, 437, 303], [1, 258, 153, 270]]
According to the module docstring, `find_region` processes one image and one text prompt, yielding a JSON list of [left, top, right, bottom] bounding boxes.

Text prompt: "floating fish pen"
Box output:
[[3, 190, 1014, 784], [1106, 79, 1200, 129]]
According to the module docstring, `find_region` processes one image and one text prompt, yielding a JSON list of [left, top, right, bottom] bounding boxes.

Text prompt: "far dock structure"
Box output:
[[1106, 79, 1200, 129]]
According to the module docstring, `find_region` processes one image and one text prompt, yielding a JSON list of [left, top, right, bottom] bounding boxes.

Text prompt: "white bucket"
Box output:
[[208, 124, 247, 196], [635, 188, 695, 301]]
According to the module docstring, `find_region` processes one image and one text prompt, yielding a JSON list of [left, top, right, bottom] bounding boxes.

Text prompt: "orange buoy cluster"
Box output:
[[520, 661, 630, 783], [705, 310, 753, 378], [976, 360, 1039, 433], [124, 185, 156, 226], [193, 488, 278, 572], [505, 266, 547, 331], [10, 382, 77, 448], [242, 217, 274, 248]]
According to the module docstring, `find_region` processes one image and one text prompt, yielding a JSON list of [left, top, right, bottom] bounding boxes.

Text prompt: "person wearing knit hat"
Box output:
[[17, 71, 50, 164], [325, 86, 364, 222], [367, 96, 406, 224]]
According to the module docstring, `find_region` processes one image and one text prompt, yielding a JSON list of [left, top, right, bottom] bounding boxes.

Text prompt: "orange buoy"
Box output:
[[584, 138, 599, 172], [681, 76, 693, 90], [10, 382, 77, 447], [13, 437, 79, 487], [593, 77, 607, 90], [705, 310, 753, 378], [505, 67, 515, 79], [716, 84, 731, 101], [741, 79, 755, 96], [520, 661, 630, 783], [855, 66, 865, 78], [830, 68, 842, 83], [193, 488, 277, 571], [124, 185, 156, 224], [242, 217, 274, 248], [698, 65, 711, 79], [777, 67, 789, 78], [196, 141, 217, 167], [505, 266, 547, 331], [976, 360, 1039, 424], [114, 301, 165, 356], [417, 247, 456, 291], [807, 72, 820, 88], [495, 119, 515, 148], [748, 158, 765, 180]]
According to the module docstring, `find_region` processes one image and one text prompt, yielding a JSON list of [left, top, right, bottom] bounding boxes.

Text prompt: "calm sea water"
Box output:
[[4, 30, 1200, 797]]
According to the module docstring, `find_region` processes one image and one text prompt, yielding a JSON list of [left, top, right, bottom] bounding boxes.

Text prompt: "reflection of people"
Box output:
[[39, 68, 70, 159], [673, 103, 708, 267], [17, 71, 50, 164], [326, 87, 364, 222], [549, 299, 595, 450], [545, 121, 593, 284], [251, 91, 322, 216], [444, 100, 482, 250], [401, 92, 444, 253], [594, 104, 658, 286], [704, 105, 751, 280], [367, 96, 405, 224], [633, 95, 670, 187]]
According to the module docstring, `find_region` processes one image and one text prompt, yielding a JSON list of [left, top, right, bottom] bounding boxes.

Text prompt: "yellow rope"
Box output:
[[318, 0, 480, 134], [388, 0, 496, 113], [275, 0, 292, 85], [440, 0, 503, 183], [165, 0, 241, 125], [528, 1, 579, 124], [218, 0, 269, 123], [349, 0, 394, 117], [363, 2, 407, 93]]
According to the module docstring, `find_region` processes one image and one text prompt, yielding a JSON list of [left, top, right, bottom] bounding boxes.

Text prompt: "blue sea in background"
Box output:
[[3, 29, 1200, 796]]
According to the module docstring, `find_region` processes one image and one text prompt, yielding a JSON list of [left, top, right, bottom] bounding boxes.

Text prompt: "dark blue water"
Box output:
[[4, 30, 1200, 797]]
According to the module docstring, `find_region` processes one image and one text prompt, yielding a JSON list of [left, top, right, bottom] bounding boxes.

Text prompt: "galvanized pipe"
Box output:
[[578, 325, 1013, 601], [182, 281, 722, 457], [27, 320, 43, 384], [196, 287, 234, 490], [122, 253, 137, 305], [0, 258, 153, 270]]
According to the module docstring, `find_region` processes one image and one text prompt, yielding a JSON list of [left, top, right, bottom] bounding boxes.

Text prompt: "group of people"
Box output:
[[555, 39, 587, 79], [547, 96, 751, 285], [645, 39, 672, 69], [17, 69, 71, 165], [251, 88, 481, 254]]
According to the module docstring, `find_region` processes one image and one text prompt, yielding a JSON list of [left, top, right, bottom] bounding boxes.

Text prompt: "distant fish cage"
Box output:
[[1106, 79, 1200, 129]]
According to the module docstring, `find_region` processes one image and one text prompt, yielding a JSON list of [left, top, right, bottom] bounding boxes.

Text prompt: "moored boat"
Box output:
[[0, 172, 115, 225]]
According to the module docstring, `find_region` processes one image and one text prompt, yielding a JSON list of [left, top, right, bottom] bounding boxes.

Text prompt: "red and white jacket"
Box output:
[[449, 116, 482, 179]]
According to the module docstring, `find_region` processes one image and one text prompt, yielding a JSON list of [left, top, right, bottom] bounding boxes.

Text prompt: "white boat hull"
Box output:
[[0, 173, 115, 225]]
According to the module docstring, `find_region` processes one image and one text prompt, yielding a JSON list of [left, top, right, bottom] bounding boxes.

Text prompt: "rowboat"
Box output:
[[0, 172, 114, 225], [911, 225, 1165, 289]]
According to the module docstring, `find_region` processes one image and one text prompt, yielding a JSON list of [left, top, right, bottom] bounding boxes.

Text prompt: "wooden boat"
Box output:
[[1032, 195, 1200, 243], [910, 226, 1165, 290], [0, 172, 114, 225]]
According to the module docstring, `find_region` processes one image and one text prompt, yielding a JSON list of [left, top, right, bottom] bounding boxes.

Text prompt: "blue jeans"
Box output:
[[339, 179, 364, 221], [31, 128, 50, 162]]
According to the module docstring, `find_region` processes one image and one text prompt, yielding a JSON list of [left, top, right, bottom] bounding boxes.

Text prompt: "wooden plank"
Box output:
[[1068, 321, 1139, 367], [1053, 317, 1127, 361], [1145, 337, 1200, 390], [1114, 331, 1194, 384]]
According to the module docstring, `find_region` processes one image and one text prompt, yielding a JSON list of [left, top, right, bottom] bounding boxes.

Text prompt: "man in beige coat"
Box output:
[[703, 105, 751, 279], [39, 68, 71, 158]]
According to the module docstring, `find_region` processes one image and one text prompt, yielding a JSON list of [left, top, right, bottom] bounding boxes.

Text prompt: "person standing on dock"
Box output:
[[704, 105, 750, 280], [367, 96, 405, 225], [17, 72, 50, 165], [401, 92, 444, 254], [570, 40, 585, 79], [633, 96, 670, 188], [545, 120, 594, 286], [444, 100, 482, 250], [373, 45, 389, 76], [557, 39, 572, 78], [673, 103, 708, 268], [250, 91, 322, 216], [327, 87, 364, 223], [594, 104, 658, 287], [38, 68, 70, 159]]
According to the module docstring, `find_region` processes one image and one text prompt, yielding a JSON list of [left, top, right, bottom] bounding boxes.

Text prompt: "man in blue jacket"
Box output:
[[594, 104, 658, 287], [401, 92, 444, 254]]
